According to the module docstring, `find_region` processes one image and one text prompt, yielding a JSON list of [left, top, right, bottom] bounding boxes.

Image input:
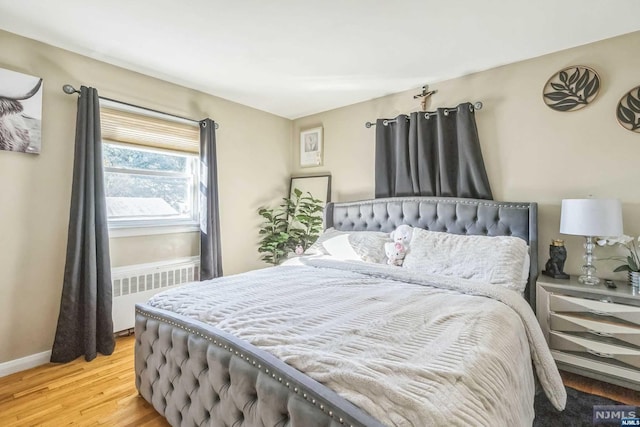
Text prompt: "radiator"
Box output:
[[111, 256, 200, 332]]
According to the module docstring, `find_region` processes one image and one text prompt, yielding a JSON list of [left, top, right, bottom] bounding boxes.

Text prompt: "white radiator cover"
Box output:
[[111, 256, 200, 332]]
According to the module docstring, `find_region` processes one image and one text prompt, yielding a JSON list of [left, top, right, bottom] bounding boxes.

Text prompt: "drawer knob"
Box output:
[[587, 349, 614, 359]]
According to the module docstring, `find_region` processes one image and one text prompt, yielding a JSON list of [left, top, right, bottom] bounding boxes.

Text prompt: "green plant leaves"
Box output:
[[543, 66, 600, 112], [606, 239, 640, 273], [257, 187, 324, 265], [613, 264, 631, 272]]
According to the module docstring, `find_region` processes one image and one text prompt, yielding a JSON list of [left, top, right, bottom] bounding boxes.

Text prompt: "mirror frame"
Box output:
[[288, 174, 332, 204]]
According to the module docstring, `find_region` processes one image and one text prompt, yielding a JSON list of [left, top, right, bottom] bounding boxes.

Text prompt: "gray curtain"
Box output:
[[51, 86, 114, 363], [375, 102, 492, 199], [199, 119, 223, 280]]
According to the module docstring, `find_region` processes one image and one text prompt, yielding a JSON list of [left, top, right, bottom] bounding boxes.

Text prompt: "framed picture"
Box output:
[[0, 67, 43, 154], [300, 126, 323, 167]]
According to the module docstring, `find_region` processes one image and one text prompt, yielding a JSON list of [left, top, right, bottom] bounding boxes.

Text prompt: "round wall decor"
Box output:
[[543, 66, 600, 112], [616, 85, 640, 132]]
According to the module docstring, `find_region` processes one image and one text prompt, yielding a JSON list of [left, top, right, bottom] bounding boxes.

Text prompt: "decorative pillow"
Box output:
[[305, 228, 347, 256], [305, 228, 389, 263], [348, 232, 390, 264], [402, 228, 529, 293]]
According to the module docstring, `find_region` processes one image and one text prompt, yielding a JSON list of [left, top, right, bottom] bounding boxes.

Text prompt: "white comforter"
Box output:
[[147, 257, 566, 427]]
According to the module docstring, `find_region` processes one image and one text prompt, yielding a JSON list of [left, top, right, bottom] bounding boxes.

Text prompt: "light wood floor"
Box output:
[[1, 335, 638, 426], [0, 335, 168, 427], [560, 370, 640, 405]]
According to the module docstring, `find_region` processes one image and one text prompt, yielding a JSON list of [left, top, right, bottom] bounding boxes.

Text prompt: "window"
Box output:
[[103, 143, 199, 226], [100, 103, 200, 232]]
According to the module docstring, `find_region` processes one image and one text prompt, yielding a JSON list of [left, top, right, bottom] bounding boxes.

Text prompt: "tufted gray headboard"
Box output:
[[324, 196, 538, 309]]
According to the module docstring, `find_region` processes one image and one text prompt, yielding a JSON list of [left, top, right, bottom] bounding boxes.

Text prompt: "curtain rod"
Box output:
[[62, 84, 219, 129], [365, 101, 483, 128]]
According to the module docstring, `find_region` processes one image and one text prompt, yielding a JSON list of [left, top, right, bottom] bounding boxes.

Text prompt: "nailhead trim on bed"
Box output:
[[135, 197, 538, 426], [324, 196, 538, 309], [135, 306, 385, 427]]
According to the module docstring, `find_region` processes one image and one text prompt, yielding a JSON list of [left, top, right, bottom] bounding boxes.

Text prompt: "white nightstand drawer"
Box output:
[[550, 331, 640, 369], [550, 294, 640, 326], [538, 277, 640, 390], [550, 313, 640, 347]]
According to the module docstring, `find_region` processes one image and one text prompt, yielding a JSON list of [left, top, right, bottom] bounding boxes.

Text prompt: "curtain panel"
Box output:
[[199, 118, 223, 280], [375, 102, 492, 200], [51, 86, 114, 363]]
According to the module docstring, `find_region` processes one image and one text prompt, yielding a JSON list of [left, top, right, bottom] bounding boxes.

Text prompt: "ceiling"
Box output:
[[1, 1, 639, 119]]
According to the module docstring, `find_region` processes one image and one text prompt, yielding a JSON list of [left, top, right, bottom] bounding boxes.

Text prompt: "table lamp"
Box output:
[[560, 199, 623, 285]]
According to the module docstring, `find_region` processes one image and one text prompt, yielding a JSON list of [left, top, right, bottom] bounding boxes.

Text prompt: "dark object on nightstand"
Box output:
[[542, 239, 570, 279], [604, 279, 617, 289]]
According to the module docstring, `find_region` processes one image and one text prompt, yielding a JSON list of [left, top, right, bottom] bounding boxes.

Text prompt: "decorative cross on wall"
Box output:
[[413, 85, 437, 111]]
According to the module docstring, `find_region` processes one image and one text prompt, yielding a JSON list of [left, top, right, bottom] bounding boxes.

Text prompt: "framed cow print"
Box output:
[[0, 68, 43, 154]]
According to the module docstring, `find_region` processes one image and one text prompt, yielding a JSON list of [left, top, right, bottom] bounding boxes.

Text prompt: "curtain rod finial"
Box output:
[[62, 84, 78, 94]]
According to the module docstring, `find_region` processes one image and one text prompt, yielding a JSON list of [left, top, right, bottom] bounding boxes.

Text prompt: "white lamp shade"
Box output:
[[560, 199, 623, 237]]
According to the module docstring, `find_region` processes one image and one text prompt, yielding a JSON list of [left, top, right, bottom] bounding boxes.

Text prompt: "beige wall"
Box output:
[[293, 30, 640, 281], [3, 26, 639, 364], [0, 30, 292, 363], [109, 233, 199, 268]]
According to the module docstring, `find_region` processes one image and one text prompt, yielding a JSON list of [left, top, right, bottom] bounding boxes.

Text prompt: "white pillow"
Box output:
[[402, 228, 529, 293], [305, 228, 389, 263], [305, 228, 347, 256], [522, 250, 531, 287], [348, 232, 390, 263]]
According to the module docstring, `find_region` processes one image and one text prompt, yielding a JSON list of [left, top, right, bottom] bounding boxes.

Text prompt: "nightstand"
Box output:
[[536, 276, 640, 391]]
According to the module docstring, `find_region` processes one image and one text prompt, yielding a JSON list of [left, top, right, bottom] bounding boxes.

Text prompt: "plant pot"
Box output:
[[629, 271, 640, 289]]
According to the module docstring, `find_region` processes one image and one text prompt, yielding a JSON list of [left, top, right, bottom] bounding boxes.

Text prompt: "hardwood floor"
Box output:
[[561, 370, 640, 406], [0, 335, 638, 426], [0, 335, 168, 427]]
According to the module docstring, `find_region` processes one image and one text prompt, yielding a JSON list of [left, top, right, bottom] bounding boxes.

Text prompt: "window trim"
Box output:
[[104, 166, 193, 178], [103, 140, 200, 234], [107, 222, 200, 238]]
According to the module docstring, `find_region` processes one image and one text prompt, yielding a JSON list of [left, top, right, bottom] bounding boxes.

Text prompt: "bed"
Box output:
[[135, 196, 566, 426]]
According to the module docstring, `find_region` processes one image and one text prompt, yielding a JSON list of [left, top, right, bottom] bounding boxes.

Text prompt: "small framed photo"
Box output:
[[300, 127, 323, 167]]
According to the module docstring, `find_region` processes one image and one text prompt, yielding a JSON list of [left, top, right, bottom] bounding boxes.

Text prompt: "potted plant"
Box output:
[[257, 188, 324, 265], [597, 235, 640, 288]]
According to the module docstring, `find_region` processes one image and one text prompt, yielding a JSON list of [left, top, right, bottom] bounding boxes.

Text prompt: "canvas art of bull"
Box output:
[[0, 76, 42, 153]]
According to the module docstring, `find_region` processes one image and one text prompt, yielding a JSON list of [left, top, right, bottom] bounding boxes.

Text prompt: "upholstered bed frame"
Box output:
[[135, 196, 538, 427], [324, 197, 538, 306]]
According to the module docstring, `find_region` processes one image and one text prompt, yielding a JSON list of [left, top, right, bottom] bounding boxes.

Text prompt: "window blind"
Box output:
[[100, 107, 199, 153]]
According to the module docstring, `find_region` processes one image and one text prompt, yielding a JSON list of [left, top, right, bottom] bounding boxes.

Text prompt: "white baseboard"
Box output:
[[0, 350, 51, 378]]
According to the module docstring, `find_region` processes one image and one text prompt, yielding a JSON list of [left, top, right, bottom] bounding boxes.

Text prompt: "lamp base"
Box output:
[[579, 236, 600, 286], [578, 274, 600, 286]]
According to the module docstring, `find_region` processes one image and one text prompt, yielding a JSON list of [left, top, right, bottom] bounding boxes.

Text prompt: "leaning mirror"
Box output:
[[289, 174, 331, 205]]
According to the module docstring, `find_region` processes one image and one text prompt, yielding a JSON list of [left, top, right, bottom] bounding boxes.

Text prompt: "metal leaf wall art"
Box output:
[[616, 86, 640, 132], [543, 66, 600, 112]]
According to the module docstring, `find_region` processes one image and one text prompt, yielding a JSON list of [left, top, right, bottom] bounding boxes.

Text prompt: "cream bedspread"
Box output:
[[147, 257, 566, 427]]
